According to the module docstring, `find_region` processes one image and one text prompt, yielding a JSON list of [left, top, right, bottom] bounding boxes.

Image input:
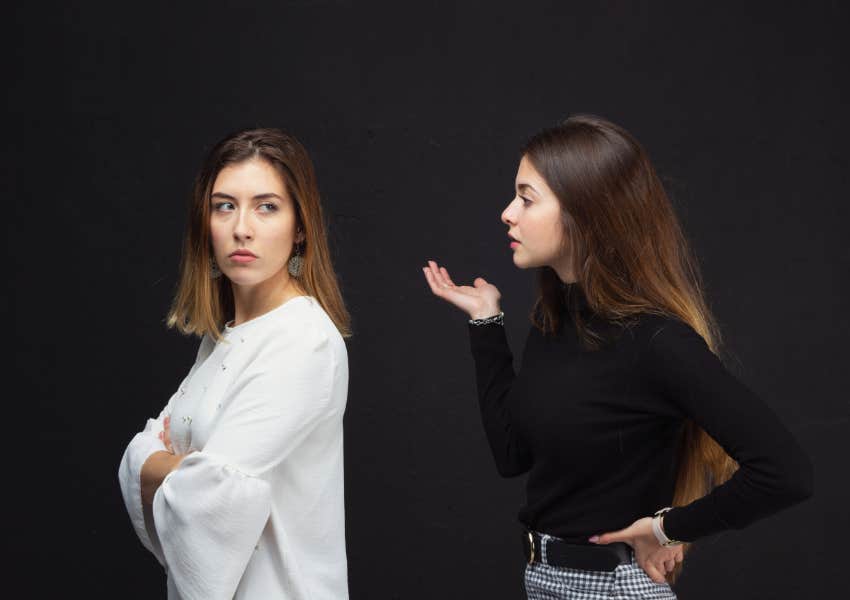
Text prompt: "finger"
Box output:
[[424, 262, 446, 291], [643, 562, 666, 584], [674, 549, 684, 563], [163, 426, 172, 452], [422, 267, 443, 296], [663, 558, 675, 572], [428, 260, 452, 288], [429, 261, 456, 300], [590, 528, 630, 545], [423, 266, 455, 298], [424, 267, 477, 312], [440, 266, 457, 287], [473, 277, 488, 288]]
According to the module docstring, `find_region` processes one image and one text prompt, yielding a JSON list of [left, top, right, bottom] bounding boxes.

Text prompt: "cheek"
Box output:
[[548, 220, 567, 251], [268, 221, 295, 252], [209, 222, 226, 251]]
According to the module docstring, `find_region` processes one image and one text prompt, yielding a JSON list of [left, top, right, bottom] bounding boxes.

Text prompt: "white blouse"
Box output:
[[118, 295, 349, 599]]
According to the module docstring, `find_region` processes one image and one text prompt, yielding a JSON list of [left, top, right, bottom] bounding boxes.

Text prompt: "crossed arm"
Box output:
[[140, 416, 188, 506]]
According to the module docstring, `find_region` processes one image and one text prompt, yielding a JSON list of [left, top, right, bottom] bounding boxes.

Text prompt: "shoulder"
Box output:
[[628, 313, 701, 341], [618, 313, 710, 358], [259, 296, 346, 359], [621, 314, 720, 382]]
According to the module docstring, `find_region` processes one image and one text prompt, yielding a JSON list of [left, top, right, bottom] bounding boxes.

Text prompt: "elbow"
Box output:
[[494, 459, 531, 479], [783, 453, 814, 504], [768, 447, 814, 507]]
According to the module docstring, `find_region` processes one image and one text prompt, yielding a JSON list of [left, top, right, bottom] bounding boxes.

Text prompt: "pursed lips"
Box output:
[[229, 250, 258, 262]]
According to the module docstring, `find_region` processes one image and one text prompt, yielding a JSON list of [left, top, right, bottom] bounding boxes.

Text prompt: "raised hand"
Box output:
[[589, 517, 683, 584], [422, 260, 502, 320]]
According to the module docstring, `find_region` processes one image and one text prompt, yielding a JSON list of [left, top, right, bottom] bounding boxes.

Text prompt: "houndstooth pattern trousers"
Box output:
[[524, 532, 677, 600]]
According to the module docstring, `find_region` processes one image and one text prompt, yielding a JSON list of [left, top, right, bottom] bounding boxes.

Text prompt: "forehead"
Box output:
[[212, 158, 287, 195], [515, 155, 554, 197]]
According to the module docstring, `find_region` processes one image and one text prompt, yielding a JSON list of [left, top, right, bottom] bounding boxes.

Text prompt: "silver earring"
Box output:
[[211, 258, 222, 279], [288, 244, 304, 277]]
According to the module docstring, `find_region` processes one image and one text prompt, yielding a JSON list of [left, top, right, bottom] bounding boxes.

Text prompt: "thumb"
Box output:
[[589, 526, 632, 545], [473, 277, 488, 287]]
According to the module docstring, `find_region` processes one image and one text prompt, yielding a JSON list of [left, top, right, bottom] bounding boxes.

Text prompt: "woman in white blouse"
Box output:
[[118, 128, 351, 600]]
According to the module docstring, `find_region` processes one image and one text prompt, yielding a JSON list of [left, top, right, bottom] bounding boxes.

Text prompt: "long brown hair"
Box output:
[[522, 115, 737, 582], [166, 128, 351, 340]]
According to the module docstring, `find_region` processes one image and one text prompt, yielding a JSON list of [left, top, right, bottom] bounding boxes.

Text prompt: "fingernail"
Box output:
[[588, 535, 599, 543]]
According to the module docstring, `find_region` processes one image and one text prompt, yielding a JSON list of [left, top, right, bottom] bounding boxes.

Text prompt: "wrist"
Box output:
[[469, 311, 504, 327], [651, 507, 683, 547], [470, 305, 502, 320]]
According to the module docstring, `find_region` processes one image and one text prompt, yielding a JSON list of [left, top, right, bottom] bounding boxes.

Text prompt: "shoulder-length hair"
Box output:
[[166, 128, 351, 340], [522, 114, 736, 582]]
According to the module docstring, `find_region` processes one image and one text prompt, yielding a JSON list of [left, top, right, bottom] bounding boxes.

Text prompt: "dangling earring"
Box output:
[[288, 242, 304, 277], [210, 257, 222, 279]]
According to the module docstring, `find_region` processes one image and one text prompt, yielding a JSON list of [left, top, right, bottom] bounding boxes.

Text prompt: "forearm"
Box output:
[[141, 450, 184, 506], [468, 323, 532, 476], [644, 321, 814, 541]]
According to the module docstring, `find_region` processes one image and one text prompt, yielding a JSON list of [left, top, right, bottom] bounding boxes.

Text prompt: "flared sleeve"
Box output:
[[118, 412, 170, 565], [152, 319, 338, 600], [118, 338, 212, 565]]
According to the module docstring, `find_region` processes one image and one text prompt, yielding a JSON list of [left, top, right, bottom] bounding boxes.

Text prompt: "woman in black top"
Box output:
[[422, 115, 813, 599]]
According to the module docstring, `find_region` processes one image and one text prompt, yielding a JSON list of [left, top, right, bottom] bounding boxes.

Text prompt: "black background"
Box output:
[[7, 1, 848, 598]]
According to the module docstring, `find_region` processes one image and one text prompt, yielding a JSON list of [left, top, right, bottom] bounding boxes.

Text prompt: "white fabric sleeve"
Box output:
[[152, 320, 337, 600], [118, 415, 169, 564], [118, 336, 212, 565]]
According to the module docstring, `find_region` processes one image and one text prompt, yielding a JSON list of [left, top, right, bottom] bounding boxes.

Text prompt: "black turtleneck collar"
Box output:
[[560, 281, 592, 316]]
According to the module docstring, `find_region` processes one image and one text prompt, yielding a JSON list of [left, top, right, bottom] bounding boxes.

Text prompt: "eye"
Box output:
[[257, 202, 278, 213], [212, 201, 235, 212], [520, 195, 532, 207]]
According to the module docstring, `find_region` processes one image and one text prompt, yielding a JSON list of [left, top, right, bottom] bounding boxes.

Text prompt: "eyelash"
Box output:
[[212, 201, 278, 212], [520, 196, 532, 206]]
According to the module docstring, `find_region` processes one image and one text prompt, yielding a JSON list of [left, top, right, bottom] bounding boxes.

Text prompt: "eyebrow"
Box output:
[[517, 183, 538, 196], [210, 192, 284, 201]]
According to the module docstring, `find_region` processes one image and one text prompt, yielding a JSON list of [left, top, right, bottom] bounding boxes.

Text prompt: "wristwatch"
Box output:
[[652, 507, 683, 547]]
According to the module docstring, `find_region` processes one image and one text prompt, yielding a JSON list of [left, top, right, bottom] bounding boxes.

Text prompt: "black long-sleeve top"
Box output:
[[468, 283, 813, 542]]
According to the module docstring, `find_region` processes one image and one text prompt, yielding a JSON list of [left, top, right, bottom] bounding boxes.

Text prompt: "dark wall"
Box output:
[[8, 1, 847, 598]]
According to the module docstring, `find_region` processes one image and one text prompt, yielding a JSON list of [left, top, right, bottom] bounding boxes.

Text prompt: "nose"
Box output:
[[233, 207, 254, 240], [502, 197, 520, 226]]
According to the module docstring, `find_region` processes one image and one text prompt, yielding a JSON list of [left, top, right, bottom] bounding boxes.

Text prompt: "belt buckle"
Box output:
[[526, 531, 536, 565]]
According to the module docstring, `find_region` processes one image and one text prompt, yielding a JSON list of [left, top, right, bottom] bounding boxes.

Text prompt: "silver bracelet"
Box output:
[[469, 311, 504, 326], [651, 507, 683, 547]]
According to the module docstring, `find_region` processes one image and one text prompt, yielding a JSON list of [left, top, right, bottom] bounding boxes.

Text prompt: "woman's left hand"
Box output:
[[589, 517, 683, 583], [158, 415, 175, 453]]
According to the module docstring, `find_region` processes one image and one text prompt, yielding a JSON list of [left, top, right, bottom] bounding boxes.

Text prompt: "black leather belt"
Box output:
[[523, 530, 632, 571]]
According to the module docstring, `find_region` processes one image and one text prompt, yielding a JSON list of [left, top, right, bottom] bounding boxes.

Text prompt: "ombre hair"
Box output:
[[166, 128, 351, 340], [522, 114, 736, 583]]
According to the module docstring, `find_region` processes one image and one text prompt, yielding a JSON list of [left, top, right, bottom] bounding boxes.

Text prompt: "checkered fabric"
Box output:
[[524, 532, 677, 600]]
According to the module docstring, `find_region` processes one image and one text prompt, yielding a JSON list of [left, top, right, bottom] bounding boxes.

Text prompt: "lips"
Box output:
[[229, 249, 257, 263]]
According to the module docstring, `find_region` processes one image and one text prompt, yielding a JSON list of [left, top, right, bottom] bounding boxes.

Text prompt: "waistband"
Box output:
[[523, 530, 632, 572]]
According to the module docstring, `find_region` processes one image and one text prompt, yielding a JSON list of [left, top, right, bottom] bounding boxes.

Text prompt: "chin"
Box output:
[[223, 272, 265, 287], [511, 255, 530, 270]]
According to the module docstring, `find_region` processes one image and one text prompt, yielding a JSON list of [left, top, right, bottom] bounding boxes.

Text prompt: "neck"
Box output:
[[230, 270, 303, 326], [551, 258, 578, 284]]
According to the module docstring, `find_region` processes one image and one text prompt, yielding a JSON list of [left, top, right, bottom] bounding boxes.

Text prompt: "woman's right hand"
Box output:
[[422, 260, 502, 319]]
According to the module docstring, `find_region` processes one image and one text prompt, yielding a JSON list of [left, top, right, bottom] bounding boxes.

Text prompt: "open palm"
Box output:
[[422, 260, 502, 319]]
